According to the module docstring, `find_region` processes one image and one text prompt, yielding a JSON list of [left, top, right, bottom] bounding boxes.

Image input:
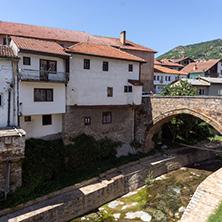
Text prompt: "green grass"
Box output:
[[208, 201, 222, 222]]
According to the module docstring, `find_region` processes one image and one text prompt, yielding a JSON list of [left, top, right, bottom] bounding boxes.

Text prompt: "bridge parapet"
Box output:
[[135, 96, 222, 152]]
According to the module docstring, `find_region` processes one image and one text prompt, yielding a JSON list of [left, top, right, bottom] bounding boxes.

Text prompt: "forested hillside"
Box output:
[[157, 39, 222, 60]]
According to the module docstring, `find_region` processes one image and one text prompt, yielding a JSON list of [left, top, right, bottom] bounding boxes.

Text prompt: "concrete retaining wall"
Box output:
[[0, 148, 215, 222]]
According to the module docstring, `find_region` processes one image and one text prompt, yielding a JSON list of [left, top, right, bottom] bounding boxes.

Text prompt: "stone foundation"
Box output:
[[0, 128, 26, 198], [63, 106, 133, 144]]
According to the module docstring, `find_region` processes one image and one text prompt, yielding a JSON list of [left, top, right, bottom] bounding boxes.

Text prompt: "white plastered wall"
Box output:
[[20, 113, 63, 139], [68, 54, 142, 105]]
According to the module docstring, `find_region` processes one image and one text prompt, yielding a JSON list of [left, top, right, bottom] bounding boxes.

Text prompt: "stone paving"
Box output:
[[180, 167, 222, 222]]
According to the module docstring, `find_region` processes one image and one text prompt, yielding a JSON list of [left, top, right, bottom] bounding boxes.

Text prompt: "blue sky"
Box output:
[[1, 0, 222, 57]]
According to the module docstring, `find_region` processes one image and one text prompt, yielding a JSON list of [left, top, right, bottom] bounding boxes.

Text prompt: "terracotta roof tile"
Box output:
[[11, 36, 70, 56], [96, 36, 157, 53], [0, 45, 17, 58], [181, 59, 221, 73], [154, 65, 188, 75], [67, 42, 146, 62], [0, 21, 156, 53]]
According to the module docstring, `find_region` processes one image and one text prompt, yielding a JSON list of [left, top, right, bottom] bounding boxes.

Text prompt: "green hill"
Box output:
[[157, 39, 222, 60]]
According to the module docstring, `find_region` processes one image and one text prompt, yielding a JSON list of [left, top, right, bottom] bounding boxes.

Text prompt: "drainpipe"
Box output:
[[7, 88, 11, 126], [11, 58, 15, 126]]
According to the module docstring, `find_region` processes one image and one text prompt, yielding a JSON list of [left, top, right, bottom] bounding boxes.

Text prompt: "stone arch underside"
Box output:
[[144, 108, 222, 152]]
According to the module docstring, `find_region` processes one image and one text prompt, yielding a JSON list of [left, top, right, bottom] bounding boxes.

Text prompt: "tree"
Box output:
[[160, 79, 198, 96]]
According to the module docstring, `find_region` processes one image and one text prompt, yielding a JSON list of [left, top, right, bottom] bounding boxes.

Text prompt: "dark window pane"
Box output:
[[24, 116, 31, 122], [103, 61, 109, 71], [107, 87, 113, 97], [42, 115, 52, 125], [23, 57, 31, 65], [84, 117, 91, 125], [84, 59, 90, 69], [129, 64, 133, 72], [34, 89, 53, 102]]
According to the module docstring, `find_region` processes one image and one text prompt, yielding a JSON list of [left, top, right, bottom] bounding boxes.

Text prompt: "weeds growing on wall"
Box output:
[[0, 134, 154, 210]]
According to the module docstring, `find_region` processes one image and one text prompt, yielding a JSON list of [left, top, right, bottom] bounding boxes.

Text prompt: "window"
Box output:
[[199, 89, 205, 95], [42, 115, 52, 125], [3, 38, 7, 45], [102, 112, 112, 124], [40, 59, 57, 73], [84, 117, 91, 125], [157, 76, 159, 81], [107, 87, 113, 97], [34, 89, 53, 102], [165, 76, 167, 81], [24, 116, 31, 122], [23, 57, 31, 65], [168, 76, 171, 81], [154, 75, 156, 80], [0, 95, 2, 106], [129, 64, 133, 72], [103, 61, 109, 71], [124, 86, 132, 92], [84, 59, 90, 69], [218, 89, 222, 96]]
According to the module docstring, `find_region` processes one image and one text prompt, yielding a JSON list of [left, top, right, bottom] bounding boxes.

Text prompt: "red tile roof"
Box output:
[[67, 42, 147, 62], [154, 65, 188, 75], [171, 57, 195, 63], [154, 59, 184, 67], [0, 21, 156, 53], [96, 36, 157, 53], [0, 45, 17, 58], [181, 59, 221, 73], [11, 36, 70, 56]]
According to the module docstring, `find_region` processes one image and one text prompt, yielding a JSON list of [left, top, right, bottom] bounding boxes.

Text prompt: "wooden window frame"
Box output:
[[34, 88, 53, 102], [107, 87, 113, 97], [102, 112, 112, 124], [84, 59, 90, 69], [40, 59, 57, 73], [84, 117, 91, 125], [103, 61, 109, 71], [23, 57, 31, 65], [24, 116, 31, 122], [124, 86, 132, 93], [129, 64, 133, 72]]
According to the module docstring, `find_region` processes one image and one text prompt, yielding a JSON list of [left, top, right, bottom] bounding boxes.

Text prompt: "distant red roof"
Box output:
[[66, 42, 147, 62], [154, 65, 188, 75], [181, 59, 221, 73], [11, 36, 70, 56], [0, 21, 156, 53], [0, 45, 17, 58]]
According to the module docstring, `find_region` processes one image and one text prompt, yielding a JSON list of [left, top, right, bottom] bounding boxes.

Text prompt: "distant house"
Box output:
[[154, 65, 188, 93], [171, 77, 222, 96], [171, 57, 195, 66], [154, 59, 184, 71], [181, 59, 222, 79]]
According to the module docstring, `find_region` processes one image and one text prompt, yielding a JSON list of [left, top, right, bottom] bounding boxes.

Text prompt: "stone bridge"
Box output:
[[135, 96, 222, 152]]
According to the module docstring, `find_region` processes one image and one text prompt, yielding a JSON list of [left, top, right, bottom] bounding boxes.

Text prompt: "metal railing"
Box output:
[[18, 69, 69, 83]]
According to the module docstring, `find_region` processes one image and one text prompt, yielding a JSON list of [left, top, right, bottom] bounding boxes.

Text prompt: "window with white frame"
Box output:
[[124, 86, 132, 93]]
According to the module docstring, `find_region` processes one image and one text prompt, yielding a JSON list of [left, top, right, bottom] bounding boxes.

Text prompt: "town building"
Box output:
[[171, 57, 195, 66], [181, 59, 222, 79], [0, 21, 157, 142], [154, 59, 184, 71], [153, 65, 188, 93]]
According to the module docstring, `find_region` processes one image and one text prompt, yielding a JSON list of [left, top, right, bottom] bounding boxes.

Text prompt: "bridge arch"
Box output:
[[144, 108, 222, 152]]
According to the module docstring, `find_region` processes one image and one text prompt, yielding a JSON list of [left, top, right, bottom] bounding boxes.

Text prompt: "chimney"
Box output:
[[120, 31, 126, 45], [193, 64, 197, 71]]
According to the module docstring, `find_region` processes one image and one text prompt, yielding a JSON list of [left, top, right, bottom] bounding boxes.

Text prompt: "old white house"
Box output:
[[10, 36, 70, 139]]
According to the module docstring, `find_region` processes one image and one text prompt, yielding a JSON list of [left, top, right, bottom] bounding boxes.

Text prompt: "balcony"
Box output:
[[19, 69, 69, 83]]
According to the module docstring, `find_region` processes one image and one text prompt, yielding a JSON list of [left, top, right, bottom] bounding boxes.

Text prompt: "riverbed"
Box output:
[[72, 158, 222, 222]]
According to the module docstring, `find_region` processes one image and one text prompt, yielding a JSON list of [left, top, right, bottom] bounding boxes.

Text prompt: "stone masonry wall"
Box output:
[[63, 106, 133, 144], [135, 96, 222, 152], [0, 148, 215, 222], [0, 128, 25, 196]]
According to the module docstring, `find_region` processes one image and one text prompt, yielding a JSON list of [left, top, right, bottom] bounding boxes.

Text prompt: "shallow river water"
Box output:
[[72, 158, 222, 222]]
